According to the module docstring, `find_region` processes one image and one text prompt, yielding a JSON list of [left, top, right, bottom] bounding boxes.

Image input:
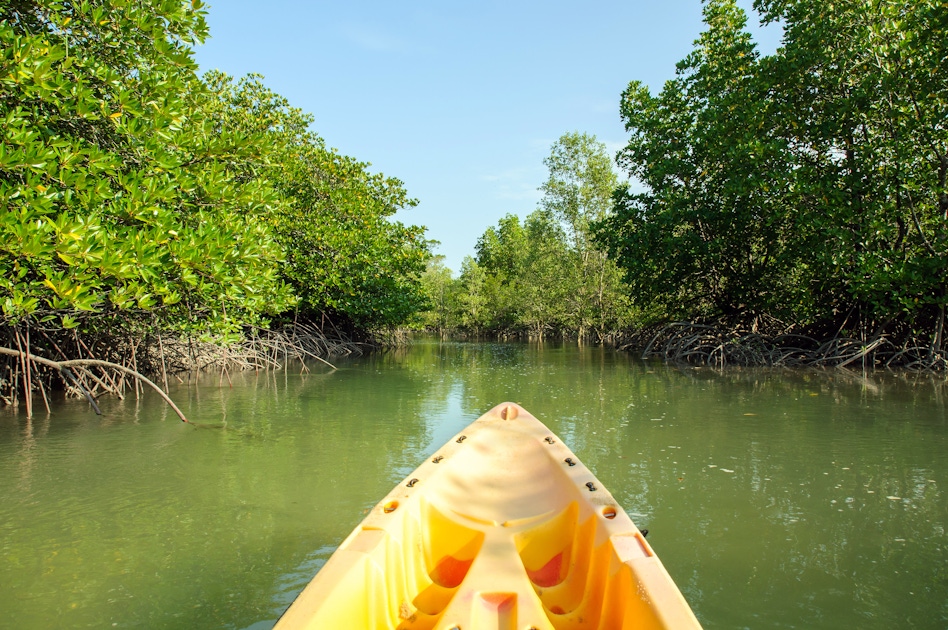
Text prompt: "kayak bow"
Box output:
[[275, 402, 702, 629]]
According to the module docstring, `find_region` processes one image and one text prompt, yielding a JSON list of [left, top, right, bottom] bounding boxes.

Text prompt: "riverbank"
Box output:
[[621, 321, 948, 371], [419, 318, 948, 372], [0, 318, 370, 415]]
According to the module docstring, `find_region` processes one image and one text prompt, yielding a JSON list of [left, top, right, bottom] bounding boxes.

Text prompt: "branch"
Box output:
[[904, 190, 939, 257]]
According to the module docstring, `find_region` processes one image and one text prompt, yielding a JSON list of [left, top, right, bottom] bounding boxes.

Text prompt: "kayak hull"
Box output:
[[275, 402, 702, 629]]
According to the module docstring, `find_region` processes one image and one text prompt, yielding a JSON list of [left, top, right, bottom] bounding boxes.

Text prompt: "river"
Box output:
[[0, 339, 946, 628]]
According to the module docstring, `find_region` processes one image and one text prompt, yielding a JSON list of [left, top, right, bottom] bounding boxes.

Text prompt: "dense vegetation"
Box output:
[[0, 0, 431, 406], [423, 0, 948, 366], [598, 0, 948, 347]]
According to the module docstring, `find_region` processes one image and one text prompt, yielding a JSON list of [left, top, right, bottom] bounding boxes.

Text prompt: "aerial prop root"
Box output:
[[638, 322, 933, 369], [0, 347, 190, 423]]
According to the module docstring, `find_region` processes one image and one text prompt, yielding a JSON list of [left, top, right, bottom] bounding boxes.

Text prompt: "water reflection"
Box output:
[[0, 339, 945, 628]]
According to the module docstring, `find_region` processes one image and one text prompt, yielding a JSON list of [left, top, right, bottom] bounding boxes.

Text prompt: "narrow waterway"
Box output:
[[0, 340, 946, 628]]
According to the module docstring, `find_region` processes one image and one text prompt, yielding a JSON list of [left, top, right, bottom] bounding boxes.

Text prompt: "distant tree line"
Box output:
[[422, 0, 948, 358], [419, 132, 633, 343]]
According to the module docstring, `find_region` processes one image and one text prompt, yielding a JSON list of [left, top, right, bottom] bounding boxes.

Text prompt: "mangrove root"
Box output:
[[0, 347, 190, 422], [637, 322, 947, 371]]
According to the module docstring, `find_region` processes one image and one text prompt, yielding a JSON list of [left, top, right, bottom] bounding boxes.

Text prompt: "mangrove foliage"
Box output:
[[421, 0, 948, 369], [597, 0, 948, 357], [0, 0, 431, 408]]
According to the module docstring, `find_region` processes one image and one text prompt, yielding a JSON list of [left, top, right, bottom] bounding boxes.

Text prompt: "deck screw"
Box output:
[[586, 482, 597, 492], [407, 478, 419, 488], [456, 435, 467, 443], [544, 436, 555, 444], [432, 455, 444, 464], [565, 457, 576, 466]]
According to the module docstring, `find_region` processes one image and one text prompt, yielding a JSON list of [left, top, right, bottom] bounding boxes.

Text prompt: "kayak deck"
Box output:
[[275, 402, 702, 629]]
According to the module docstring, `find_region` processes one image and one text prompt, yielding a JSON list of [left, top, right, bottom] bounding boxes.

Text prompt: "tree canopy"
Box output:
[[204, 73, 432, 330], [0, 0, 431, 347], [595, 0, 948, 343]]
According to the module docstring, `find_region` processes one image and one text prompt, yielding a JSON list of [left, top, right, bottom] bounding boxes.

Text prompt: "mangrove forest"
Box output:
[[3, 0, 948, 413], [1, 0, 432, 409], [420, 0, 948, 370]]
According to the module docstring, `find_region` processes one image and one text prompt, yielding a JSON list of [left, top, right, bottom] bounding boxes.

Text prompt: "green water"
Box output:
[[1, 340, 946, 629]]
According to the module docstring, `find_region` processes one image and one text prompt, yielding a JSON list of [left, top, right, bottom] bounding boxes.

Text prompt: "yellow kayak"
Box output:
[[275, 402, 702, 629]]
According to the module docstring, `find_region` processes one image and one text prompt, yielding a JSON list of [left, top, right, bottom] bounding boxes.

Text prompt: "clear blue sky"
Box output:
[[193, 1, 781, 274]]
